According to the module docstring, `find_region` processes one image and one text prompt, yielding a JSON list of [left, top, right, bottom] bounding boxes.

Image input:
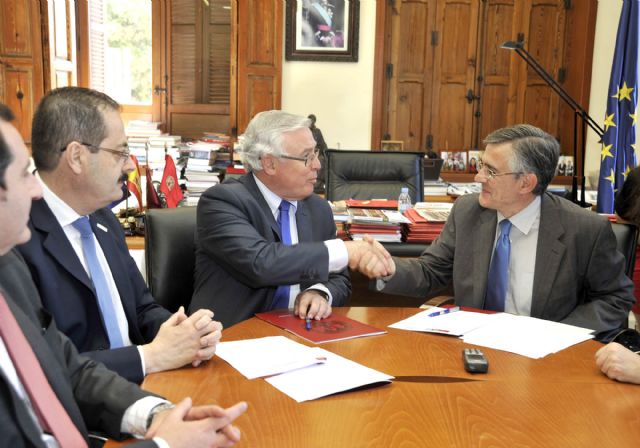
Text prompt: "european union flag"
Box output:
[[597, 0, 639, 213]]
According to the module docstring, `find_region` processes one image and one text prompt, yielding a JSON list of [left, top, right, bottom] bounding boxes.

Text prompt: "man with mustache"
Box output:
[[17, 87, 223, 383]]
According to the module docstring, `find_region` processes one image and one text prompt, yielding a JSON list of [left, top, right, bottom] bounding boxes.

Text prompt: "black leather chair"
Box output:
[[145, 207, 197, 312], [325, 150, 424, 202], [611, 222, 638, 279]]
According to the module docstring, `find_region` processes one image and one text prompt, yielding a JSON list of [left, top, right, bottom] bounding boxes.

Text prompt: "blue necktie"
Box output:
[[271, 201, 292, 310], [485, 219, 512, 312], [72, 217, 125, 348]]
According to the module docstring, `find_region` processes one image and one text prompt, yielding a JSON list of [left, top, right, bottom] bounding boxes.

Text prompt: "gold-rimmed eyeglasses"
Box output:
[[279, 148, 320, 167], [477, 160, 523, 180], [60, 142, 131, 162]]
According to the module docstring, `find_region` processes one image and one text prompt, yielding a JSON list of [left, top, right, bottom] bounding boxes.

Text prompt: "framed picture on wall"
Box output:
[[380, 140, 404, 152], [285, 0, 360, 62]]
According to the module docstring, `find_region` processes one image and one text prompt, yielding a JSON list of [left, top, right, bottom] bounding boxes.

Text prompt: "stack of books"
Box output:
[[347, 208, 410, 243], [403, 202, 452, 243]]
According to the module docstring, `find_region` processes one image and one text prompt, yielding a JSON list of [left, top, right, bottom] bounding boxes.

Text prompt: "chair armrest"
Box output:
[[422, 295, 455, 308]]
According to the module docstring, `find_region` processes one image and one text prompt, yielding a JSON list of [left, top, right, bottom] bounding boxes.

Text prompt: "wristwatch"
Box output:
[[146, 402, 175, 430]]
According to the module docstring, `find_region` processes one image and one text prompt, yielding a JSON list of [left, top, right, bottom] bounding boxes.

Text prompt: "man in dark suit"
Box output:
[[17, 87, 223, 383], [366, 124, 634, 337], [191, 110, 391, 327], [0, 103, 246, 447]]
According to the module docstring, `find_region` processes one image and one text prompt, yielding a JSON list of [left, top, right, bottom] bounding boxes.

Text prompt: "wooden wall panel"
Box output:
[[236, 0, 281, 134], [431, 0, 478, 151], [0, 0, 45, 145]]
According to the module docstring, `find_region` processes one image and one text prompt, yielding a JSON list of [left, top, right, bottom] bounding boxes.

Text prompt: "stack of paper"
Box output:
[[216, 336, 393, 402], [461, 313, 594, 359], [389, 309, 594, 359]]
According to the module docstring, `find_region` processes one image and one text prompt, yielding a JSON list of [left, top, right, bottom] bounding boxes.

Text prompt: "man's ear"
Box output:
[[61, 141, 85, 174], [520, 173, 538, 194], [262, 154, 278, 175]]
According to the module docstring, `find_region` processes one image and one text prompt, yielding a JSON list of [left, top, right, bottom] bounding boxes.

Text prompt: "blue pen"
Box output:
[[427, 306, 460, 318], [305, 317, 312, 331]]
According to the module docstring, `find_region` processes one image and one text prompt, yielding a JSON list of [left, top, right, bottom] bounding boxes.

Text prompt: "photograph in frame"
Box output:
[[285, 0, 360, 62]]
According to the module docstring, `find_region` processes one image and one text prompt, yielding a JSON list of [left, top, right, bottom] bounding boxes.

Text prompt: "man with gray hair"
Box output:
[[191, 110, 392, 327], [365, 124, 633, 337]]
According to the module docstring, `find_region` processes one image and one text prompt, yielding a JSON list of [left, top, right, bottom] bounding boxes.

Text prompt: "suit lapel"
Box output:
[[530, 194, 565, 317], [295, 200, 312, 243], [30, 200, 94, 292], [473, 208, 497, 308], [3, 293, 88, 439], [241, 174, 282, 239], [0, 369, 45, 447]]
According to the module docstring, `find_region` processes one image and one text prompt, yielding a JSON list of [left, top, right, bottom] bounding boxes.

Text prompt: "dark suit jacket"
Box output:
[[0, 250, 157, 447], [191, 174, 351, 327], [384, 193, 635, 335], [17, 199, 171, 383]]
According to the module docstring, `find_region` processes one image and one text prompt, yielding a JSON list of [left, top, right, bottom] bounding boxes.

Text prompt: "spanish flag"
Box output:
[[127, 155, 143, 210]]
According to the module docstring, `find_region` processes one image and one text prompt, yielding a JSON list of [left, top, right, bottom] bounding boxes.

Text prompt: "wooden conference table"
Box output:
[[108, 307, 640, 447]]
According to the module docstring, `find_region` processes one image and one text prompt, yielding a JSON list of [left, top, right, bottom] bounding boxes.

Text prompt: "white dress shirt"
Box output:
[[493, 195, 541, 316]]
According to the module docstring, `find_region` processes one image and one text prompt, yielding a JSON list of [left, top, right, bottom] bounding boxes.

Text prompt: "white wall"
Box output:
[[281, 0, 376, 150]]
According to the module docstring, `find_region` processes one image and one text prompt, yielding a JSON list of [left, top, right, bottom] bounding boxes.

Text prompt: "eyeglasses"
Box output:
[[477, 160, 523, 180], [279, 148, 320, 167], [60, 142, 131, 162]]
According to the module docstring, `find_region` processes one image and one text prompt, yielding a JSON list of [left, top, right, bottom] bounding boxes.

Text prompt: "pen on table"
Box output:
[[305, 317, 312, 331], [427, 306, 460, 318]]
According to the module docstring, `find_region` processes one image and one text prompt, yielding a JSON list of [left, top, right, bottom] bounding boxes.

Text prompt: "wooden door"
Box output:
[[430, 0, 480, 152], [378, 0, 596, 174], [382, 0, 437, 152], [0, 0, 45, 144], [235, 0, 282, 136]]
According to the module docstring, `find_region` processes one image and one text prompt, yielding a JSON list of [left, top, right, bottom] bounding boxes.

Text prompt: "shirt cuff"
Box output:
[[137, 345, 147, 377], [121, 396, 169, 438], [324, 239, 348, 273], [153, 437, 170, 448], [305, 284, 333, 306]]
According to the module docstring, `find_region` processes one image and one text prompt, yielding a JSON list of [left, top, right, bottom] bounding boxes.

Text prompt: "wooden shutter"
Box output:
[[236, 0, 282, 135], [0, 0, 45, 144]]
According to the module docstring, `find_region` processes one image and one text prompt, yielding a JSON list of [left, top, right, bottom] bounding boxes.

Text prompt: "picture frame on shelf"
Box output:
[[285, 0, 360, 62], [441, 151, 467, 172], [380, 140, 404, 152]]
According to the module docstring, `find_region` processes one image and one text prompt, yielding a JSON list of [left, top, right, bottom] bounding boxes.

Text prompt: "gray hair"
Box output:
[[237, 110, 311, 172], [483, 124, 559, 195], [31, 87, 120, 172]]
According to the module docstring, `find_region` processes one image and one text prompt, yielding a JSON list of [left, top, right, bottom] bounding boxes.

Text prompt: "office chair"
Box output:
[[145, 207, 197, 312], [325, 150, 424, 202], [611, 222, 638, 279]]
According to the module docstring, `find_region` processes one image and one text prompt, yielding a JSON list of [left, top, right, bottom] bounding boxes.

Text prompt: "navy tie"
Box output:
[[271, 201, 292, 310], [485, 219, 512, 312], [72, 217, 125, 348]]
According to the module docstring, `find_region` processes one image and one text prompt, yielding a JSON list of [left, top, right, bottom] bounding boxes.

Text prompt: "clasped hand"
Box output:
[[345, 235, 395, 279], [143, 307, 223, 373]]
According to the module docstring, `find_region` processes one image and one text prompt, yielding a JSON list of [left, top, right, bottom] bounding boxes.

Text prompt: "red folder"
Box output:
[[255, 310, 387, 344]]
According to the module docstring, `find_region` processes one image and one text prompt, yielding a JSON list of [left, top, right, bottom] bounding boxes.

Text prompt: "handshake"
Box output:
[[345, 235, 395, 279]]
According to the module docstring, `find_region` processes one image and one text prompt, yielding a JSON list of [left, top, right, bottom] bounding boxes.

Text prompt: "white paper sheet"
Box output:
[[389, 308, 497, 336], [265, 348, 393, 402], [215, 336, 327, 379], [462, 313, 594, 358]]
